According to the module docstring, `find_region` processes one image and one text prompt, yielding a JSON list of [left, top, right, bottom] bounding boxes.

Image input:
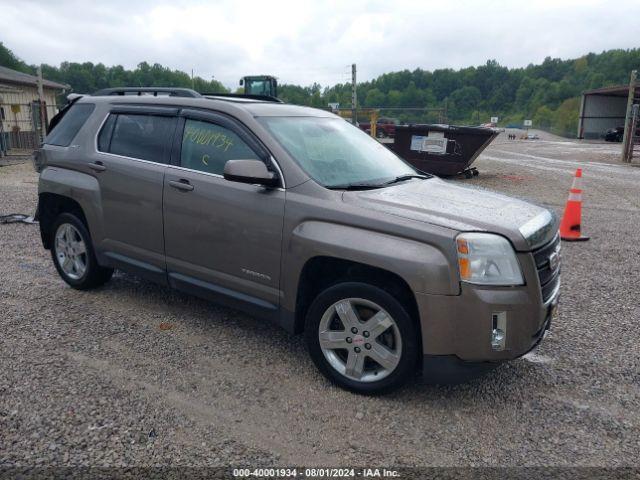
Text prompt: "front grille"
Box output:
[[532, 234, 561, 303]]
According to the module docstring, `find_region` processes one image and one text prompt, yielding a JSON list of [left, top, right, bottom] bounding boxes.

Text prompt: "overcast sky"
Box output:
[[2, 0, 638, 89]]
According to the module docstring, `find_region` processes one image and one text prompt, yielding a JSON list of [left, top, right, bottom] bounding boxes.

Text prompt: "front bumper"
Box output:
[[415, 256, 559, 363], [419, 306, 554, 384]]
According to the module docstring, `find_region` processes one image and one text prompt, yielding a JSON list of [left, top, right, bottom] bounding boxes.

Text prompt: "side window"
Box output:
[[180, 119, 260, 175], [103, 114, 175, 163], [44, 103, 95, 147], [97, 114, 116, 152]]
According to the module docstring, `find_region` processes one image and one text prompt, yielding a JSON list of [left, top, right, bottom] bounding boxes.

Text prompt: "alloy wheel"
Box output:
[[54, 223, 88, 280], [318, 298, 402, 382]]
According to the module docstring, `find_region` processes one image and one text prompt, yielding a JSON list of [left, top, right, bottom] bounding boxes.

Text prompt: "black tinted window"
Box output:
[[44, 103, 95, 147], [97, 114, 116, 152], [180, 119, 259, 175], [108, 114, 175, 162]]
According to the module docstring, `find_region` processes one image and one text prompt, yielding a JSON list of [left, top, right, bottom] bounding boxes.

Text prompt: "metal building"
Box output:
[[577, 85, 631, 139], [0, 66, 68, 154]]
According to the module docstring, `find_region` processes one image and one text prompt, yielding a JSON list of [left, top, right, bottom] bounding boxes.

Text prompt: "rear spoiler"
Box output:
[[46, 94, 84, 134]]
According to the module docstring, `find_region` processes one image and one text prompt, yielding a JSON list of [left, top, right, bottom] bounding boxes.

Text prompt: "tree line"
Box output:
[[0, 42, 227, 99], [2, 41, 639, 137], [278, 49, 639, 136]]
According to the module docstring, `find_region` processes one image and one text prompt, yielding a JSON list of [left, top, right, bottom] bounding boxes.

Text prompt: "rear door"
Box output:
[[163, 110, 285, 317], [93, 106, 178, 283]]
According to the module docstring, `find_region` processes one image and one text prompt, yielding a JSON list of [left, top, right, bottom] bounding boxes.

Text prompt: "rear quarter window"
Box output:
[[97, 115, 116, 152], [44, 103, 95, 147]]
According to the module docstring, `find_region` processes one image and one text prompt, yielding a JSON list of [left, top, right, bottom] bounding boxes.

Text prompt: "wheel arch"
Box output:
[[37, 167, 103, 250], [38, 193, 89, 249], [293, 256, 421, 339]]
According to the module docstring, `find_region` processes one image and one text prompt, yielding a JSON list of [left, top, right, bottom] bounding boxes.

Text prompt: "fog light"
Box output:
[[491, 312, 507, 351], [491, 329, 505, 350]]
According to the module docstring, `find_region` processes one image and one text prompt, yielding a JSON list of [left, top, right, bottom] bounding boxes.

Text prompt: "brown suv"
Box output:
[[35, 87, 560, 394]]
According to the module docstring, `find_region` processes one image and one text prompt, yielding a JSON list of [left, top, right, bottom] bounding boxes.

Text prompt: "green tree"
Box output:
[[1, 41, 639, 137], [533, 105, 555, 129], [449, 86, 481, 120], [0, 42, 31, 73], [554, 97, 580, 136], [364, 88, 385, 107]]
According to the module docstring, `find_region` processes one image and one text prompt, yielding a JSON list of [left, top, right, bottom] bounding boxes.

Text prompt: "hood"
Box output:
[[342, 178, 558, 251]]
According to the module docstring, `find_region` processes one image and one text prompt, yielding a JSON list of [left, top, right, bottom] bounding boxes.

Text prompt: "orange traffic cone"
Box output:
[[559, 168, 589, 241]]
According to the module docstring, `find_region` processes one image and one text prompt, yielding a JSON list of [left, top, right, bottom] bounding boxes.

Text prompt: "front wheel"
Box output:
[[50, 213, 113, 290], [305, 282, 419, 394]]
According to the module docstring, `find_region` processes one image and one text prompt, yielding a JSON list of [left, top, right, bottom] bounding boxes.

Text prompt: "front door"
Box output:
[[163, 112, 285, 316]]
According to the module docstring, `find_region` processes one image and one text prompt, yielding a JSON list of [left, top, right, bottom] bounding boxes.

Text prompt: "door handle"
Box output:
[[88, 161, 106, 172], [169, 179, 194, 191]]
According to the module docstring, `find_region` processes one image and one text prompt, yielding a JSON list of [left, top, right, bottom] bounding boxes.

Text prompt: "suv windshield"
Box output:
[[259, 116, 418, 188]]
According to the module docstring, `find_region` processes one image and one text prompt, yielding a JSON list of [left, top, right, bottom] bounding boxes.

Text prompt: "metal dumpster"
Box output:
[[389, 124, 498, 177]]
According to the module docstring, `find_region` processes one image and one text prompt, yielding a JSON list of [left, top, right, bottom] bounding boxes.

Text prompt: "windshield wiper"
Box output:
[[382, 174, 431, 186], [327, 174, 431, 190], [326, 183, 386, 191]]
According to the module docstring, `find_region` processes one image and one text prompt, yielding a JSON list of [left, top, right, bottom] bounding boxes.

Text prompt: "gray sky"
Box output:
[[2, 0, 637, 89]]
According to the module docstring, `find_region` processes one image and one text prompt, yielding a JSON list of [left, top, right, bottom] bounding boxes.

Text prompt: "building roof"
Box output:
[[582, 84, 634, 97], [0, 65, 68, 90]]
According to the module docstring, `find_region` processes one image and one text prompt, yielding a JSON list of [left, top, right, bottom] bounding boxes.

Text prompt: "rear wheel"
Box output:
[[305, 282, 419, 394], [51, 213, 113, 290]]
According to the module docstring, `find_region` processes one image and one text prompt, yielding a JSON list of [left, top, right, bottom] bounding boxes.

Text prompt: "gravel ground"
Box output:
[[1, 135, 639, 470]]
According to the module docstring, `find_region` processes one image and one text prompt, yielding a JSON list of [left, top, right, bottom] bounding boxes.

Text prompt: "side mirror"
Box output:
[[239, 78, 244, 86], [223, 160, 279, 187]]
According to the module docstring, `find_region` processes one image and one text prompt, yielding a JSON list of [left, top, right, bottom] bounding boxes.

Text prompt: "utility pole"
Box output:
[[36, 65, 47, 141], [191, 69, 195, 90], [621, 69, 637, 163], [443, 98, 448, 124], [628, 104, 639, 162], [351, 63, 357, 126]]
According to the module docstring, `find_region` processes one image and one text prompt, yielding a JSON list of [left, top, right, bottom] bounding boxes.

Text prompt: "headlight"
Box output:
[[456, 233, 524, 286]]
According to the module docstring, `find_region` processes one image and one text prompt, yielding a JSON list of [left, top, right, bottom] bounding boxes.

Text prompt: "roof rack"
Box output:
[[202, 93, 283, 103], [92, 87, 202, 98]]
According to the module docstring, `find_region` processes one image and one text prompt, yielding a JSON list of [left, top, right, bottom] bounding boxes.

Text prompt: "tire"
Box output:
[[304, 282, 419, 394], [50, 212, 113, 290]]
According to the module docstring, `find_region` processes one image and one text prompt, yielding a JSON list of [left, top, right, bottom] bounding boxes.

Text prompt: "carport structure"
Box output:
[[577, 85, 631, 140], [578, 71, 640, 163]]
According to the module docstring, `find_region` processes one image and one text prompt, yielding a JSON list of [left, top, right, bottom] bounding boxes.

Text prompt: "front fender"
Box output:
[[282, 220, 458, 312]]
